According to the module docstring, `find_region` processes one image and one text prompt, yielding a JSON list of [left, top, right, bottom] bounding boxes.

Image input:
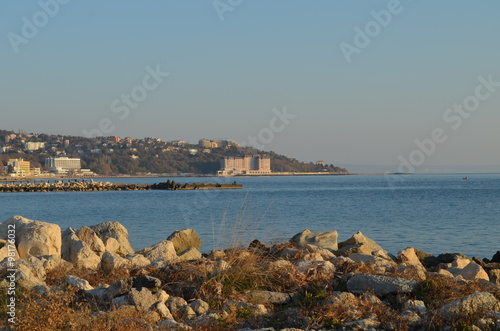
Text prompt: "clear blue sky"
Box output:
[[1, 1, 499, 171]]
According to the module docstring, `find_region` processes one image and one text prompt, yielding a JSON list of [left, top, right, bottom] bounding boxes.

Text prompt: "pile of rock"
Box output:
[[0, 216, 202, 291], [1, 217, 499, 330]]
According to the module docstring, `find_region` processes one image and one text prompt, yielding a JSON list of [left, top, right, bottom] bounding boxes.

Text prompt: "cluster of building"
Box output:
[[218, 155, 271, 176], [198, 139, 239, 149], [3, 157, 94, 177]]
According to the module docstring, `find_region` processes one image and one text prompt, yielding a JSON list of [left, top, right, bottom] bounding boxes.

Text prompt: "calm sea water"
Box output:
[[1, 174, 498, 259]]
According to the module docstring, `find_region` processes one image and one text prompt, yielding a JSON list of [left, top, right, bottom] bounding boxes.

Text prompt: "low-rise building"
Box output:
[[7, 159, 31, 176]]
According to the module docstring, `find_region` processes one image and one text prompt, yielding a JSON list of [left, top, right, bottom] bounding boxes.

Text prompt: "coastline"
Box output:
[[0, 172, 393, 182]]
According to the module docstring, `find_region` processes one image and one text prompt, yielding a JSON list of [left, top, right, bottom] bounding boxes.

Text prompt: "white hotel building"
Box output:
[[45, 157, 82, 174]]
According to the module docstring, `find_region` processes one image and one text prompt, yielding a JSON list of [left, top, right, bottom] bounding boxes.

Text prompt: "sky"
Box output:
[[1, 1, 499, 172]]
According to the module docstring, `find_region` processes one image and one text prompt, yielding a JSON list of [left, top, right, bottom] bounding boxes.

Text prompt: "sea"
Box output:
[[1, 174, 498, 259]]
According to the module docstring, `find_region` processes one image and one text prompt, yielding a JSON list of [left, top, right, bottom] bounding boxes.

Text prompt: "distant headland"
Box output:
[[0, 129, 348, 178]]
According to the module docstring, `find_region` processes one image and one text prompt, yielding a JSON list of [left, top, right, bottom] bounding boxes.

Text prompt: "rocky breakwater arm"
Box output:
[[1, 218, 499, 330], [0, 180, 242, 192]]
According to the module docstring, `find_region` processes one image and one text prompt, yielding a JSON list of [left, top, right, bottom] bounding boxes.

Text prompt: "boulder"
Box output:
[[15, 264, 46, 289], [398, 248, 424, 267], [101, 251, 131, 273], [66, 275, 93, 291], [178, 247, 202, 261], [297, 260, 335, 276], [223, 300, 268, 315], [167, 229, 202, 254], [126, 254, 151, 268], [84, 285, 109, 303], [490, 251, 500, 263], [133, 276, 162, 293], [291, 229, 338, 251], [167, 296, 188, 313], [155, 290, 170, 303], [153, 301, 174, 320], [188, 299, 209, 315], [139, 239, 177, 262], [448, 262, 489, 281], [18, 256, 46, 280], [0, 216, 61, 258], [350, 253, 396, 267], [451, 256, 472, 269], [487, 269, 500, 286], [89, 221, 134, 256], [440, 292, 499, 321], [338, 231, 394, 260], [76, 226, 105, 253], [347, 274, 418, 296], [0, 244, 20, 264], [104, 237, 121, 253], [128, 288, 157, 312], [37, 254, 73, 273], [180, 305, 197, 320], [64, 233, 101, 269], [105, 278, 134, 301]]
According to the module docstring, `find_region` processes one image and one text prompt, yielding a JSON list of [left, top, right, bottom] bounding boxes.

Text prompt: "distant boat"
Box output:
[[463, 177, 468, 180]]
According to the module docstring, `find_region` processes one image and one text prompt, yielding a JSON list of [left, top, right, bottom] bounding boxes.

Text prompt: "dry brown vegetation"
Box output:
[[2, 243, 500, 330]]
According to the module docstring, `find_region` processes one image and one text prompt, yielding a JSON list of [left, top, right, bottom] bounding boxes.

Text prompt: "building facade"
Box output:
[[45, 157, 82, 174], [218, 155, 271, 175], [24, 142, 45, 151], [7, 159, 31, 176]]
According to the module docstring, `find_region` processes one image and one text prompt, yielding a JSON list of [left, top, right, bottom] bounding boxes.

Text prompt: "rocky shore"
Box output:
[[0, 216, 499, 330]]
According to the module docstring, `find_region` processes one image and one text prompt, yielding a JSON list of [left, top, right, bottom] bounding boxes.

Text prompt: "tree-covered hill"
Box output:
[[0, 130, 347, 175]]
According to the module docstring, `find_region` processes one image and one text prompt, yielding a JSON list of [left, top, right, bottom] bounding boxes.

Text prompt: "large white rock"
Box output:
[[64, 232, 101, 269], [0, 216, 61, 258], [291, 229, 338, 251], [440, 292, 499, 321], [398, 247, 424, 267], [15, 264, 46, 289], [338, 231, 394, 261], [139, 240, 178, 262], [89, 221, 134, 256], [167, 229, 202, 254], [177, 247, 202, 262], [76, 226, 105, 254], [66, 275, 94, 291], [126, 254, 151, 268], [101, 251, 131, 273], [459, 262, 489, 281]]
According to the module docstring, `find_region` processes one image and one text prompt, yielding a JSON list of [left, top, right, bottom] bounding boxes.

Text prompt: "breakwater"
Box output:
[[0, 179, 242, 193]]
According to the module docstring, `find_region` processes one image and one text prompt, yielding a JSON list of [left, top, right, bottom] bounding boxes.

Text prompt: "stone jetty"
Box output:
[[1, 216, 499, 330], [0, 179, 242, 193]]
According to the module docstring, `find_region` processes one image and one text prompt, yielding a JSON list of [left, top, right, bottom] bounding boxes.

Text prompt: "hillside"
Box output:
[[0, 130, 347, 176]]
